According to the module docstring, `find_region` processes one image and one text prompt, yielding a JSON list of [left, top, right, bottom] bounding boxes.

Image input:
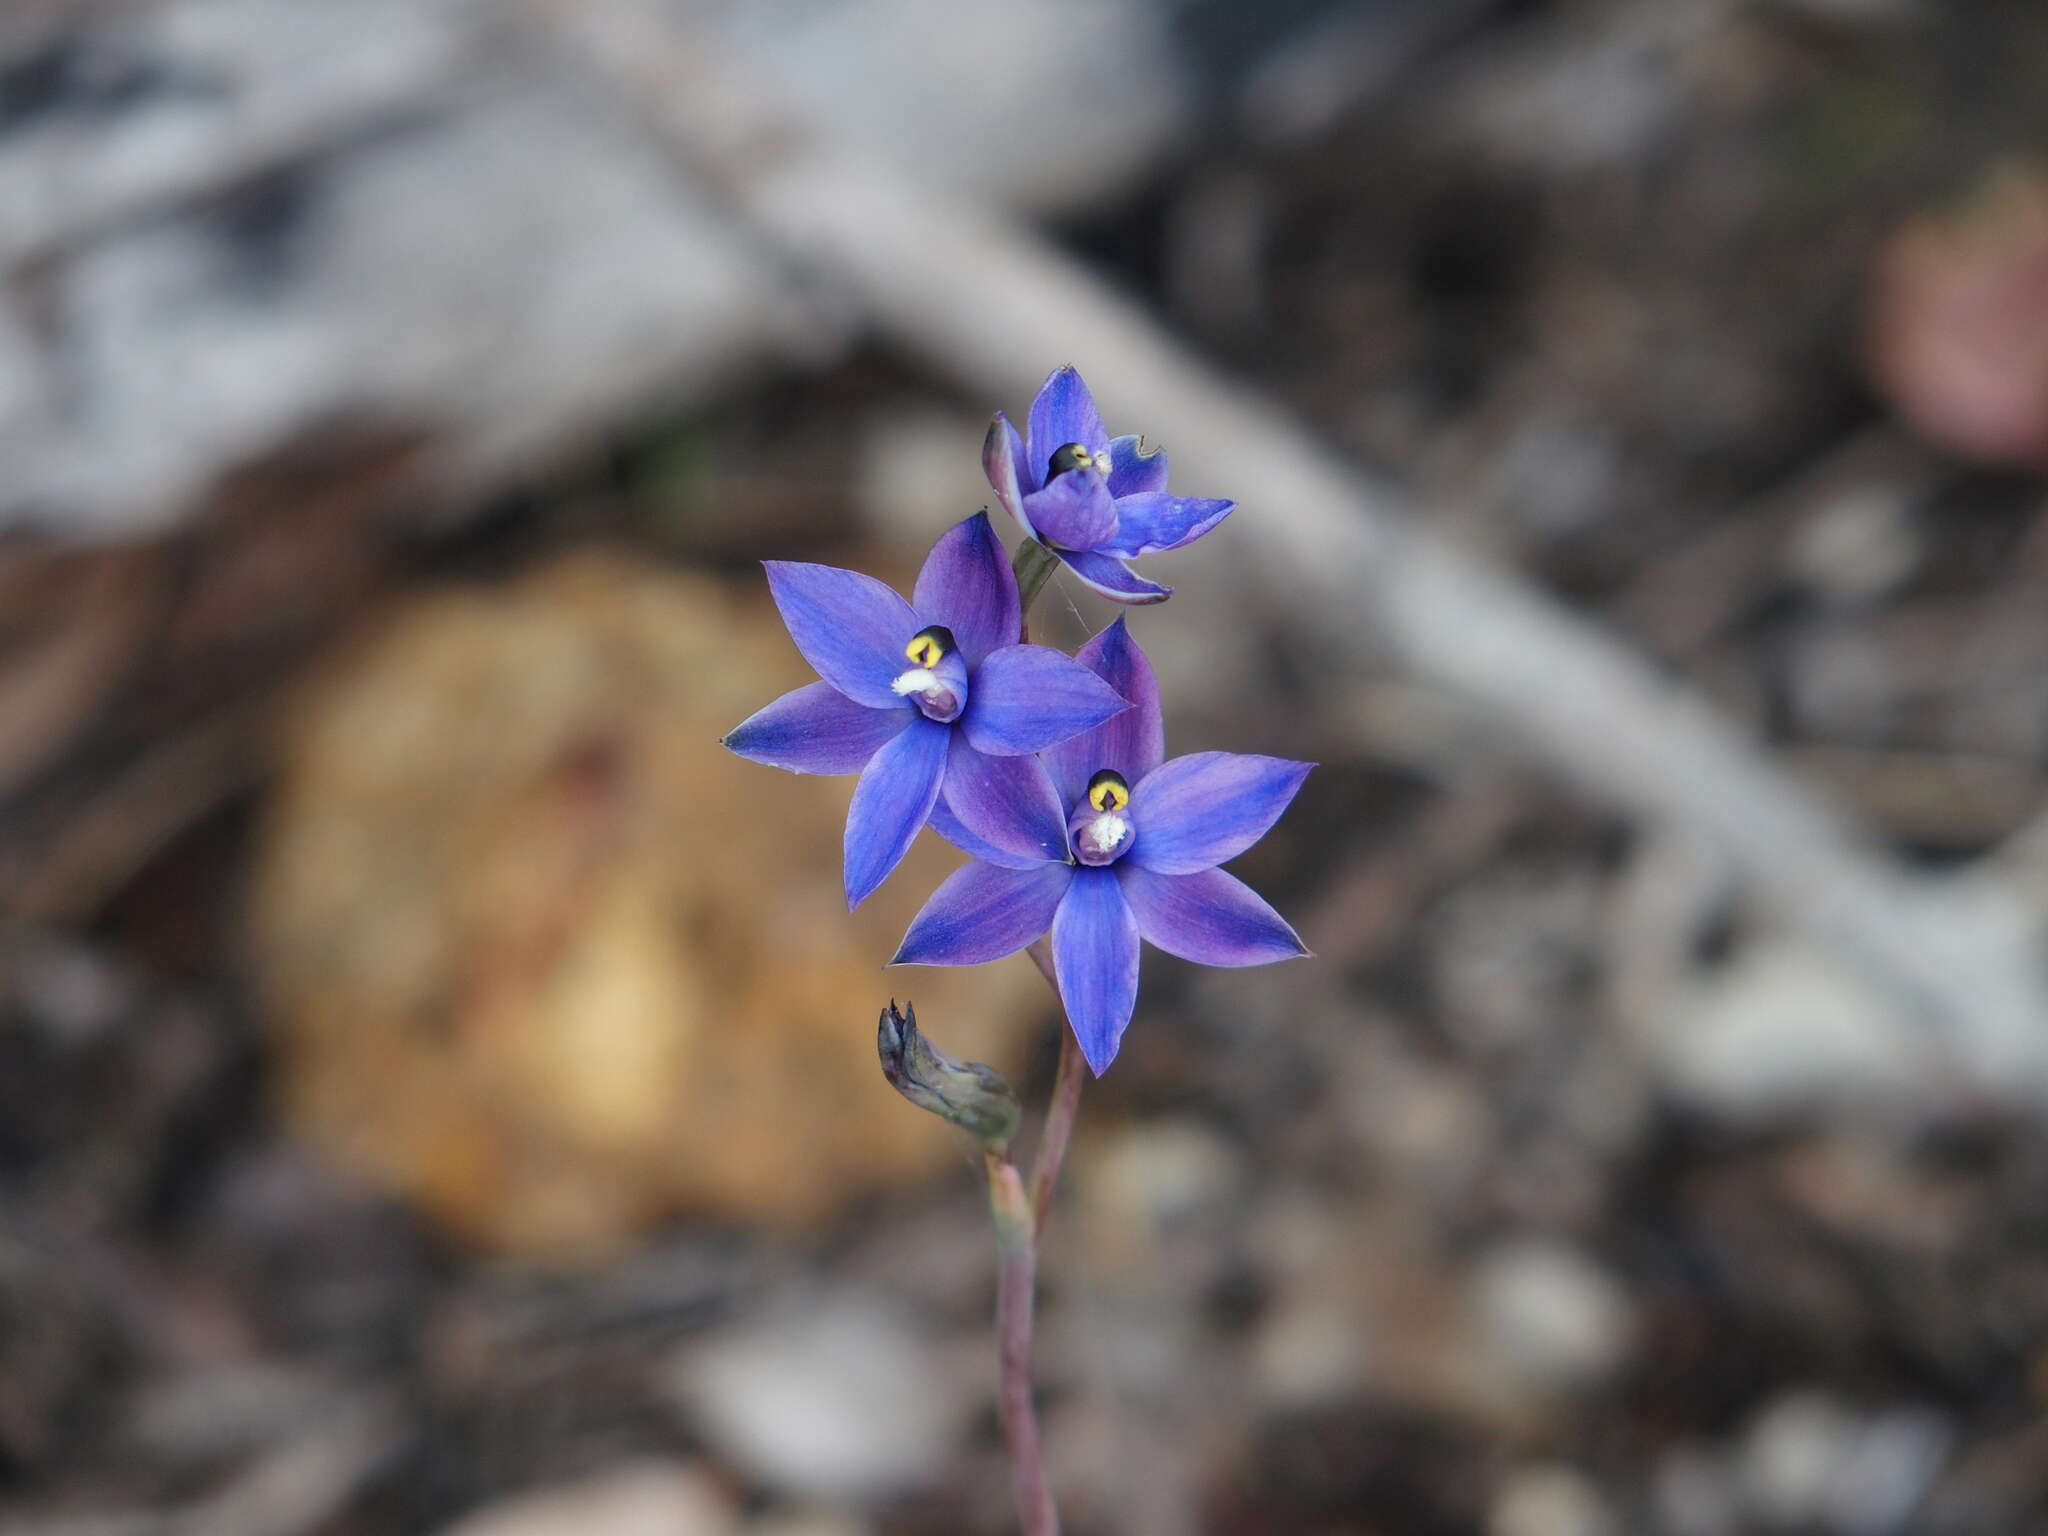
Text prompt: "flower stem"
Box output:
[[1029, 1021, 1086, 1236], [1012, 539, 1061, 643], [980, 540, 1082, 1534], [986, 1148, 1059, 1535]]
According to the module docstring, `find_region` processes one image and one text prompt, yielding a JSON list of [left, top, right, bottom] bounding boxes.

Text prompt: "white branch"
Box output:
[[541, 0, 2048, 1106]]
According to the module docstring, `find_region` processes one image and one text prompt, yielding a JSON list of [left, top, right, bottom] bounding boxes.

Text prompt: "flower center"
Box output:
[[1046, 441, 1113, 483], [893, 624, 965, 723], [1069, 768, 1133, 865]]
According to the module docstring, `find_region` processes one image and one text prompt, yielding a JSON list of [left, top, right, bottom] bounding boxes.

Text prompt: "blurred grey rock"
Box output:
[[1079, 1117, 1245, 1236], [1469, 1240, 1637, 1393], [435, 1461, 736, 1536], [1733, 1393, 1954, 1534], [664, 1295, 971, 1504], [1488, 1465, 1622, 1536], [1651, 1444, 1741, 1536], [1786, 484, 1923, 610], [1738, 1392, 1860, 1530], [0, 0, 1191, 535], [1823, 1406, 1952, 1536], [1249, 1295, 1369, 1409], [1651, 942, 1930, 1119]]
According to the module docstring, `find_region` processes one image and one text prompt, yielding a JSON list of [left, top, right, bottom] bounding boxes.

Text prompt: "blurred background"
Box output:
[[6, 0, 2048, 1531]]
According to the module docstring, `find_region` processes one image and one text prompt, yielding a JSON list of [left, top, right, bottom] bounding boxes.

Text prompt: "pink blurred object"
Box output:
[[1869, 167, 2048, 470]]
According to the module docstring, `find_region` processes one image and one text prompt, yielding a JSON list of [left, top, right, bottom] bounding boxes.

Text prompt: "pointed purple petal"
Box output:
[[1118, 865, 1309, 967], [1044, 617, 1164, 809], [1052, 867, 1140, 1075], [913, 512, 1020, 670], [764, 562, 919, 709], [723, 682, 910, 774], [891, 861, 1072, 966], [1106, 434, 1169, 498], [844, 716, 950, 908], [1028, 365, 1110, 465], [961, 644, 1128, 756], [1021, 470, 1118, 551], [1128, 753, 1314, 875], [930, 795, 1047, 870], [942, 735, 1070, 864], [985, 412, 1036, 514], [1054, 548, 1172, 605], [1097, 494, 1235, 558]]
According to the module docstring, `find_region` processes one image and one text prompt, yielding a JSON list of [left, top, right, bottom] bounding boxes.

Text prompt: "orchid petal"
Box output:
[[764, 561, 919, 709], [1106, 434, 1169, 498], [843, 716, 950, 908], [1128, 753, 1314, 875], [1097, 494, 1235, 558], [1118, 865, 1308, 966], [1027, 365, 1110, 465], [943, 735, 1070, 864], [961, 644, 1128, 756], [1021, 469, 1118, 552], [985, 412, 1035, 512], [1052, 867, 1140, 1075], [890, 861, 1072, 966], [1044, 617, 1164, 808], [722, 682, 909, 774], [930, 795, 1047, 871], [915, 512, 1019, 671], [1053, 548, 1172, 605]]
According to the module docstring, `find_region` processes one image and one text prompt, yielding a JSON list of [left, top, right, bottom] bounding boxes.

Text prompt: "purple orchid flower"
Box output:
[[890, 618, 1310, 1074], [724, 512, 1129, 910], [983, 366, 1235, 606]]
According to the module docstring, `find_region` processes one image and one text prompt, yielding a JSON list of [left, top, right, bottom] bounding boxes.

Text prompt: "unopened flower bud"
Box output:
[[877, 1000, 1021, 1150]]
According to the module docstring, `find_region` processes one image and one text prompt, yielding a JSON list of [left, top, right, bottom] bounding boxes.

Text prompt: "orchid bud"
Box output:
[[877, 1001, 1021, 1150]]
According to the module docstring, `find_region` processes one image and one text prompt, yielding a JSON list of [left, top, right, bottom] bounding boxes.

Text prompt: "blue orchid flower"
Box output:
[[724, 513, 1129, 910], [889, 618, 1310, 1074], [983, 367, 1236, 605]]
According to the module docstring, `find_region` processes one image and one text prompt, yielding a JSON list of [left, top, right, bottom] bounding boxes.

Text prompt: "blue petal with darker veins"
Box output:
[[891, 860, 1073, 966], [1096, 494, 1235, 558], [1117, 864, 1308, 967], [1043, 617, 1165, 809], [1053, 548, 1173, 605], [913, 512, 1019, 670], [1127, 753, 1314, 875], [1027, 366, 1110, 465], [842, 715, 951, 908], [1106, 433, 1169, 498], [764, 561, 921, 709], [930, 794, 1048, 870], [985, 412, 1034, 508], [1022, 469, 1118, 551], [723, 681, 910, 774], [1051, 867, 1141, 1075], [960, 644, 1128, 756], [942, 734, 1071, 865]]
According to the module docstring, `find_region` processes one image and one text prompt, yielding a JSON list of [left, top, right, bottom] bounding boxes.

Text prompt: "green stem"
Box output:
[[1012, 539, 1061, 643]]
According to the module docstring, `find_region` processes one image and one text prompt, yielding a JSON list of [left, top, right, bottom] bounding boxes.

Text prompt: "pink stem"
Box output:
[[983, 550, 1083, 1533], [986, 1151, 1059, 1535], [1029, 1021, 1086, 1236]]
